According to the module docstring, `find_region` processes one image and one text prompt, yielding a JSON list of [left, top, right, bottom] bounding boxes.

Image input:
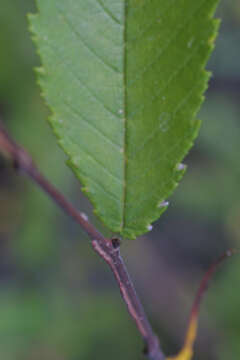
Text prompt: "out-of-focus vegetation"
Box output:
[[0, 1, 239, 359]]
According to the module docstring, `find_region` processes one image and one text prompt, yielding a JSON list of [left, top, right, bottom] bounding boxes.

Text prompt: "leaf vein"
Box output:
[[80, 170, 121, 204], [56, 3, 121, 74], [130, 126, 195, 188], [42, 40, 121, 119], [66, 137, 123, 187], [63, 99, 122, 151], [126, 0, 177, 45], [128, 0, 208, 87], [127, 131, 194, 214], [129, 39, 203, 120], [96, 0, 123, 26], [130, 56, 202, 159]]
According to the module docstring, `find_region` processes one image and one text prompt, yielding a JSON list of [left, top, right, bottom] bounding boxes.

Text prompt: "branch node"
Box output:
[[111, 237, 121, 249]]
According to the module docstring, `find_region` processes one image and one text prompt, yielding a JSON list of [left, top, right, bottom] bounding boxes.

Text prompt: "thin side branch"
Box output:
[[0, 122, 165, 360], [167, 249, 236, 360]]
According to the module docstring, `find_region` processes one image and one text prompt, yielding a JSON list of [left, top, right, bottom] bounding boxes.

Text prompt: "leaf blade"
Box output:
[[29, 1, 126, 233], [29, 0, 220, 239]]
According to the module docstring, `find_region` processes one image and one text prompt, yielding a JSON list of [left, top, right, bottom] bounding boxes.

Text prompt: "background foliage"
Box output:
[[0, 0, 239, 359]]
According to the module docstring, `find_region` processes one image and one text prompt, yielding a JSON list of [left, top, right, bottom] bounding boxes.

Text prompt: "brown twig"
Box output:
[[0, 122, 165, 360], [168, 249, 236, 360], [190, 249, 236, 320]]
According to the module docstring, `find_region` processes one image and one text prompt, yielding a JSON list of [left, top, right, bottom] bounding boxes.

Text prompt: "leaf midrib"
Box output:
[[121, 0, 128, 234]]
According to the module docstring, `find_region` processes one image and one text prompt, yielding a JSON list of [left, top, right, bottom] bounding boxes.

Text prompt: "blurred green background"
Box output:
[[0, 1, 239, 359]]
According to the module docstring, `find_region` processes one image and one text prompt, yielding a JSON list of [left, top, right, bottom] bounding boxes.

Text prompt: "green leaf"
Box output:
[[29, 0, 219, 239]]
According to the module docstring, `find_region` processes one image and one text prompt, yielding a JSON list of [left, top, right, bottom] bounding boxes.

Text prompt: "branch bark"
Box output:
[[0, 122, 165, 360]]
